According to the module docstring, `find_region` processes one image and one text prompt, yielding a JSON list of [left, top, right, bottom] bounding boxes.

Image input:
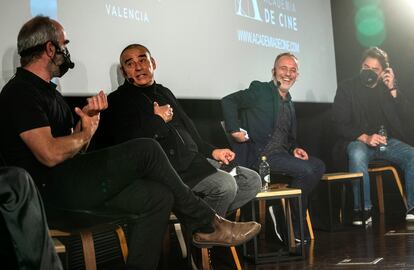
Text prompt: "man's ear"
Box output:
[[151, 57, 157, 70], [120, 66, 127, 78], [45, 41, 56, 58]]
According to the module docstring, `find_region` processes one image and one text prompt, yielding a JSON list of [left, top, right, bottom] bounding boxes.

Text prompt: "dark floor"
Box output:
[[163, 210, 414, 270]]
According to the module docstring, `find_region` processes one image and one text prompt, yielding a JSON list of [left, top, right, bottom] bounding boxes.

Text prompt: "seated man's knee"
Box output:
[[216, 173, 238, 199], [236, 167, 262, 193], [347, 141, 369, 164], [0, 167, 33, 191]]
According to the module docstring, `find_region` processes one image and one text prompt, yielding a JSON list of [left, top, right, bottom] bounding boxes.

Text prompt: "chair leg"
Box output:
[[376, 174, 385, 214], [174, 223, 187, 258], [306, 210, 314, 240], [115, 226, 128, 263], [80, 231, 97, 270], [258, 200, 266, 239], [230, 246, 242, 270], [389, 166, 408, 210], [201, 248, 211, 270]]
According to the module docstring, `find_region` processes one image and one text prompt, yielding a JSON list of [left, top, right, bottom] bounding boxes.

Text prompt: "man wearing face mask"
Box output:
[[221, 52, 325, 242], [0, 16, 261, 269], [332, 47, 414, 224]]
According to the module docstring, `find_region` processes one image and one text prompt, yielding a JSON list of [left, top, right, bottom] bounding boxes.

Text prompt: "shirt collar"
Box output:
[[16, 67, 58, 92]]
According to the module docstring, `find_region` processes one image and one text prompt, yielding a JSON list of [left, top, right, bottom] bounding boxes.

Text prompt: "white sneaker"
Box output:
[[269, 206, 283, 242], [406, 209, 414, 221]]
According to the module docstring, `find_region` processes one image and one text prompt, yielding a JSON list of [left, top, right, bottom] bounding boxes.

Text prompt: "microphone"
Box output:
[[128, 78, 135, 83], [276, 80, 281, 87]]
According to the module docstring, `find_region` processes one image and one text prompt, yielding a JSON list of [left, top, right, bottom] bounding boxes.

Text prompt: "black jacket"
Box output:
[[332, 76, 409, 169], [96, 81, 216, 187]]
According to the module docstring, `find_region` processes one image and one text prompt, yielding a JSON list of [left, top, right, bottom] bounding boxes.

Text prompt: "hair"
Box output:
[[361, 47, 390, 69], [119, 43, 151, 65], [17, 15, 60, 66], [274, 52, 298, 67]]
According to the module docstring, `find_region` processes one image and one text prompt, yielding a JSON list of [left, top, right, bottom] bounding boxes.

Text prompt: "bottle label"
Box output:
[[264, 174, 270, 183]]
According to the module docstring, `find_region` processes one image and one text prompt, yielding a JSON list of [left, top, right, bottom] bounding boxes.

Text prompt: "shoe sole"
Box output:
[[192, 225, 261, 248]]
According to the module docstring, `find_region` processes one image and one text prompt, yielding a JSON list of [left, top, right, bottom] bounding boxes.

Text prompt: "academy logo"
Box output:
[[235, 0, 263, 21]]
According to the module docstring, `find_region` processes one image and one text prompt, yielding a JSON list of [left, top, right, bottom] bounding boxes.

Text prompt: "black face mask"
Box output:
[[359, 69, 378, 88], [52, 42, 75, 77]]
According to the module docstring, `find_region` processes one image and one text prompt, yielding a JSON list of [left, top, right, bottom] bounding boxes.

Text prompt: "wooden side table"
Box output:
[[243, 187, 304, 264]]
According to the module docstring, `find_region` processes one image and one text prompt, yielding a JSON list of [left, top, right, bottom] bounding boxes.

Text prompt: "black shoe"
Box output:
[[352, 209, 372, 225]]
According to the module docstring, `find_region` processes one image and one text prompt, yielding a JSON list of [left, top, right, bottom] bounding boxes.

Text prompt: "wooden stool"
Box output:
[[321, 172, 364, 230], [368, 163, 407, 214]]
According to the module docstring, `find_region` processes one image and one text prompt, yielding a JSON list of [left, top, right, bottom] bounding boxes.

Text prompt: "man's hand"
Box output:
[[154, 102, 173, 123], [212, 148, 235, 165], [293, 148, 308, 160], [74, 107, 100, 140], [358, 133, 387, 147], [381, 68, 397, 97], [82, 91, 108, 117], [231, 131, 248, 142]]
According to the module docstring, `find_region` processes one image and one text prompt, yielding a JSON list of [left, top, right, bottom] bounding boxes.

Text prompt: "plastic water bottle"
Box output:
[[259, 156, 271, 190], [378, 125, 387, 152]]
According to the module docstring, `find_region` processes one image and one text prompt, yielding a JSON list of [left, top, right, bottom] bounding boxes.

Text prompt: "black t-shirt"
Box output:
[[358, 84, 389, 135], [359, 84, 393, 137], [0, 68, 73, 184]]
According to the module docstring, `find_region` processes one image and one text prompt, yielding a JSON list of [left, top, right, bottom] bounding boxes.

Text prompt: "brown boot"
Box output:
[[192, 214, 261, 247]]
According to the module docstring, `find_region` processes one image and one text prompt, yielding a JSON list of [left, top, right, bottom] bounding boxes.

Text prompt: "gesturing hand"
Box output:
[[82, 91, 108, 116], [74, 107, 100, 140], [153, 102, 173, 123]]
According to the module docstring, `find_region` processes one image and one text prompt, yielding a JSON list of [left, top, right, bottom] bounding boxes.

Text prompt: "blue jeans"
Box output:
[[192, 159, 261, 216], [347, 138, 414, 212]]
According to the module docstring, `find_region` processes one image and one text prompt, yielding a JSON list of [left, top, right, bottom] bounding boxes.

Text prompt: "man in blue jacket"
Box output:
[[221, 52, 325, 241]]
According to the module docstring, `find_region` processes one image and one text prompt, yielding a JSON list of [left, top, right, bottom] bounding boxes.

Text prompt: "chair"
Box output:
[[47, 207, 139, 270], [368, 161, 407, 214]]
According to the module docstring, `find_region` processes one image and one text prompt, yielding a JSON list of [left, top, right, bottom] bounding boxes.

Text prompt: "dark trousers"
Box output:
[[41, 138, 214, 270], [0, 167, 62, 270], [266, 153, 325, 221]]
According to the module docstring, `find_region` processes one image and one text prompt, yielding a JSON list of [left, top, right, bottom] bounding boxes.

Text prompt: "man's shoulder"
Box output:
[[249, 80, 271, 89], [1, 75, 37, 101]]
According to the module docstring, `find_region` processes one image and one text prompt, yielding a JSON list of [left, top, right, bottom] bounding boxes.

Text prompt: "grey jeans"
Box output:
[[192, 159, 261, 216]]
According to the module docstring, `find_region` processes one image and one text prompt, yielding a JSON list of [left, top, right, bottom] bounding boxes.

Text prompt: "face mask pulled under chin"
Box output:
[[54, 48, 75, 78], [359, 68, 378, 88]]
